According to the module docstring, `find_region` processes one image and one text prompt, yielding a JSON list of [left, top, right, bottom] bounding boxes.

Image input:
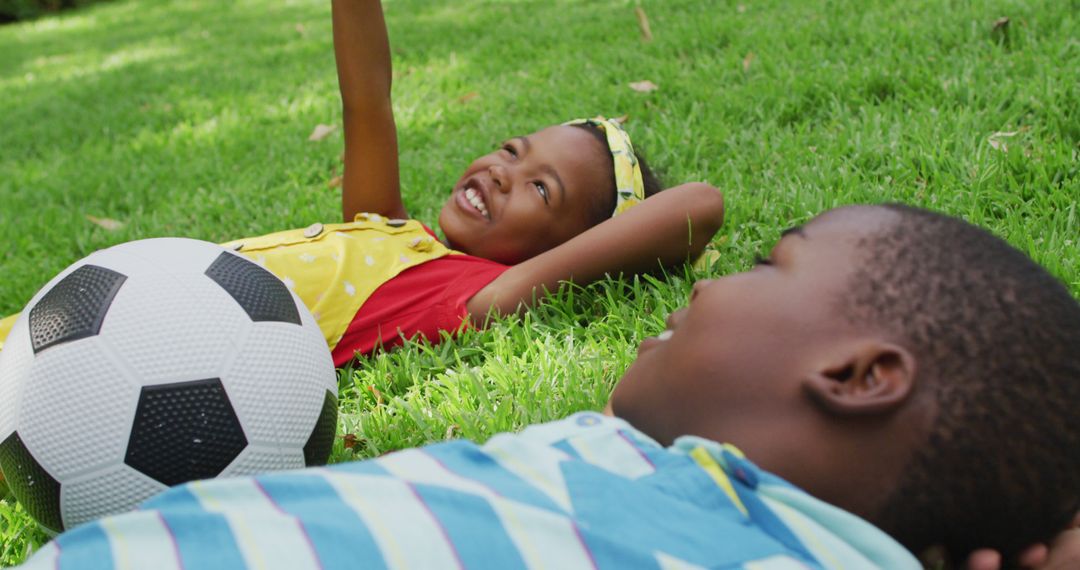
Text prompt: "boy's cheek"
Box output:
[[609, 365, 689, 442], [607, 369, 653, 423]]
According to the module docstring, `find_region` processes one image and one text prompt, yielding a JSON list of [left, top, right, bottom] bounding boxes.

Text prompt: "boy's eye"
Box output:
[[753, 254, 773, 266], [534, 182, 549, 203], [501, 144, 518, 158]]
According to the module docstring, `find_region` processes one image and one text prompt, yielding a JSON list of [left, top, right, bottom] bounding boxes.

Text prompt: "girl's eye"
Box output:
[[534, 182, 549, 203], [753, 254, 773, 266], [502, 144, 518, 158]]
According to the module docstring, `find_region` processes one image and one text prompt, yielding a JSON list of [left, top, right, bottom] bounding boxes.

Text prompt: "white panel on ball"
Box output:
[[20, 338, 139, 480], [101, 272, 246, 386], [224, 319, 332, 449], [0, 317, 32, 437], [110, 238, 234, 275], [60, 465, 166, 530], [221, 445, 306, 478], [225, 323, 335, 447]]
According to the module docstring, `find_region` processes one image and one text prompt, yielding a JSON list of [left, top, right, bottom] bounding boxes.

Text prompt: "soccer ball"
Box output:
[[0, 238, 337, 533]]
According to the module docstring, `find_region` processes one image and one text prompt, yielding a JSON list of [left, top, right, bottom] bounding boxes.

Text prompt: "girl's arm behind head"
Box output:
[[466, 182, 724, 320]]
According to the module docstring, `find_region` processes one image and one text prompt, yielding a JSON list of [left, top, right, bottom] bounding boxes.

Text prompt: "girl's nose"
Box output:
[[489, 164, 511, 193]]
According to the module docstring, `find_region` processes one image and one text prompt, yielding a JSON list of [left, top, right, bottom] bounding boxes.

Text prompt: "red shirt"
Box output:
[[330, 253, 508, 365]]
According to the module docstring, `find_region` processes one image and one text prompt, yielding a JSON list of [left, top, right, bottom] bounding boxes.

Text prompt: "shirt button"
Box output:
[[722, 450, 759, 488], [575, 413, 602, 427], [303, 222, 324, 238], [386, 219, 408, 228], [408, 236, 434, 252]]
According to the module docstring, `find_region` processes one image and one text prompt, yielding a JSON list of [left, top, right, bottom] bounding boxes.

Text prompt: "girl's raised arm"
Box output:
[[332, 0, 406, 221], [467, 182, 725, 319]]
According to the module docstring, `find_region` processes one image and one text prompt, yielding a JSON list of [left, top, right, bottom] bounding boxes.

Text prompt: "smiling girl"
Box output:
[[0, 0, 725, 365]]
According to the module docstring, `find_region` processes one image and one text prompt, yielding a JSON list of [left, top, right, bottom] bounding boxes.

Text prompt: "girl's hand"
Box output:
[[965, 514, 1080, 570]]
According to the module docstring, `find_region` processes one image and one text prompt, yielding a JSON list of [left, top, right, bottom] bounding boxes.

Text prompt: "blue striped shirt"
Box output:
[[21, 413, 918, 569]]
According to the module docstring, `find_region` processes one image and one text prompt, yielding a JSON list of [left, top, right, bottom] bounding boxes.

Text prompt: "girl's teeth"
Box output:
[[657, 330, 674, 341], [464, 188, 488, 216]]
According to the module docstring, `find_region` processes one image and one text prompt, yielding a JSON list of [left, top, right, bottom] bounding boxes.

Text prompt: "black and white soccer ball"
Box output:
[[0, 238, 337, 533]]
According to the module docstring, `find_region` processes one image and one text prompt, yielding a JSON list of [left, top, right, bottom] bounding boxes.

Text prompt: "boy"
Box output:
[[17, 204, 1080, 569]]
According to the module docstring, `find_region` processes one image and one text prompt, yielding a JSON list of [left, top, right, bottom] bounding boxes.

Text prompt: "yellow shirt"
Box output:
[[221, 213, 452, 350], [0, 214, 452, 352]]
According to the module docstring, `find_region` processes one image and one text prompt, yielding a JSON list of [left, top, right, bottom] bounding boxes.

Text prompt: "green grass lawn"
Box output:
[[1, 0, 1077, 564]]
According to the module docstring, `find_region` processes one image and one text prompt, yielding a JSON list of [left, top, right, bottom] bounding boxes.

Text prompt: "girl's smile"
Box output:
[[453, 184, 491, 220]]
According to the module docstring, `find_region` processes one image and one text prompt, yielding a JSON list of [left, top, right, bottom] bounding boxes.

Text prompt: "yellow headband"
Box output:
[[564, 116, 645, 217]]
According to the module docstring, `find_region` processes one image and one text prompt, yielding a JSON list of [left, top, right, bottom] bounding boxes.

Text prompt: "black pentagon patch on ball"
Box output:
[[204, 252, 300, 325], [303, 390, 338, 466], [29, 264, 127, 354], [0, 432, 63, 532], [125, 379, 248, 487]]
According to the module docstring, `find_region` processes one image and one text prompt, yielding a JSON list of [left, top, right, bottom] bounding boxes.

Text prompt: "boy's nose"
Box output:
[[690, 279, 715, 301], [488, 164, 511, 193], [665, 307, 688, 330]]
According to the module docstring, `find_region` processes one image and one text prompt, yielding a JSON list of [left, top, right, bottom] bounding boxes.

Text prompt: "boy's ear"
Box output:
[[801, 341, 917, 416]]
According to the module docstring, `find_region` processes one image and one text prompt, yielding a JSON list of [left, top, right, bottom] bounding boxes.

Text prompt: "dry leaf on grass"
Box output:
[[990, 17, 1010, 44], [629, 80, 658, 93], [327, 175, 343, 189], [295, 23, 307, 36], [308, 124, 337, 141], [340, 433, 366, 451], [457, 92, 479, 104], [366, 384, 384, 406], [612, 114, 630, 125], [635, 7, 653, 42], [743, 52, 756, 71], [987, 130, 1019, 152], [737, 4, 747, 13], [85, 215, 124, 231]]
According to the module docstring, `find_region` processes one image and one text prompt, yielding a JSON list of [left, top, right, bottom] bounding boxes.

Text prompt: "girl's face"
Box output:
[[438, 125, 614, 265]]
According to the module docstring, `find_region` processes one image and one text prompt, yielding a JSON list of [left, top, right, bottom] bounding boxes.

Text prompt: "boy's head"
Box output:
[[438, 121, 661, 264], [610, 204, 1080, 562]]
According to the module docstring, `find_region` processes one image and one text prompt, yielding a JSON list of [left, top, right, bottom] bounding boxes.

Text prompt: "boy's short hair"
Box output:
[[843, 204, 1080, 561]]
